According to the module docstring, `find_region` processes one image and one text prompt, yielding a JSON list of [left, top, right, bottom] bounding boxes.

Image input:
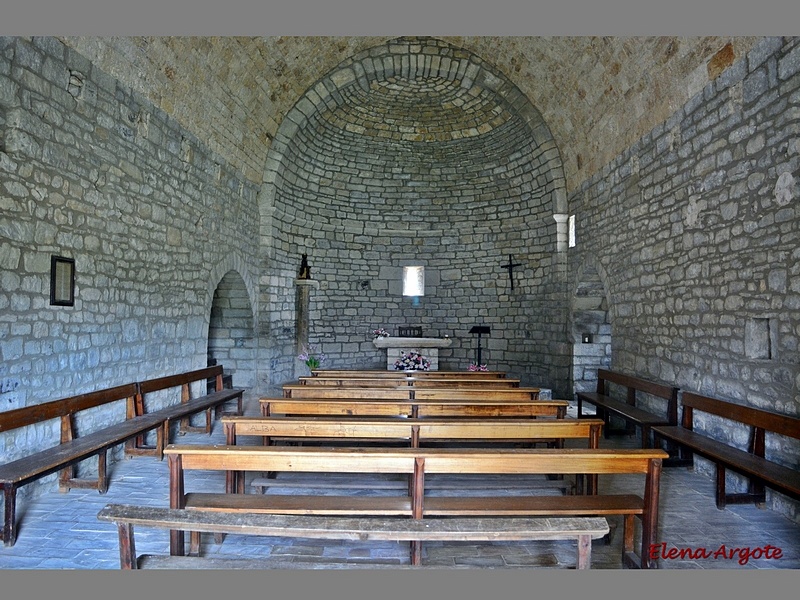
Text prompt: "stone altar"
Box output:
[[372, 336, 453, 371]]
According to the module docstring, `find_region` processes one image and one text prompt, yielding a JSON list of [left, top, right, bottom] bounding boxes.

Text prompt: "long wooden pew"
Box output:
[[310, 369, 508, 379], [225, 415, 603, 495], [163, 444, 667, 568], [260, 398, 568, 419], [413, 388, 541, 401], [98, 504, 609, 569], [282, 385, 540, 400], [224, 416, 601, 447], [297, 376, 522, 388]]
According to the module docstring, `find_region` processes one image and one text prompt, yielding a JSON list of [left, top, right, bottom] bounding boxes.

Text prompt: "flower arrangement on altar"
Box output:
[[372, 328, 390, 339], [298, 344, 326, 369], [394, 351, 431, 371], [468, 363, 488, 371]]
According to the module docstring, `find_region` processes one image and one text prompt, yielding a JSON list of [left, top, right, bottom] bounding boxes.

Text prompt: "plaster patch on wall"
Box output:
[[683, 196, 703, 227], [774, 171, 796, 206]]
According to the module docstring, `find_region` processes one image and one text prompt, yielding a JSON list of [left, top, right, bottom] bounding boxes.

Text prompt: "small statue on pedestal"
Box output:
[[298, 254, 311, 280]]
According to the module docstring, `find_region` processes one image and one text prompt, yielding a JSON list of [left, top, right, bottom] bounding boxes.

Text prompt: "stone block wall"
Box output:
[[569, 36, 799, 518], [0, 37, 260, 495]]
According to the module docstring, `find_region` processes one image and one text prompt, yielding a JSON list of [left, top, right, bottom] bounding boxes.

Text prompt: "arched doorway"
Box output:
[[571, 262, 611, 396], [207, 270, 256, 389]]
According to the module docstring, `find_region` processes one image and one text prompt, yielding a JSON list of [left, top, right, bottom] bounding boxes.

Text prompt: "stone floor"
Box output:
[[1, 398, 798, 571]]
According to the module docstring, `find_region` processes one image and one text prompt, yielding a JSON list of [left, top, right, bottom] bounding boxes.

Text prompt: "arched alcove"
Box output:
[[259, 36, 569, 386], [571, 262, 611, 396], [207, 270, 256, 389]]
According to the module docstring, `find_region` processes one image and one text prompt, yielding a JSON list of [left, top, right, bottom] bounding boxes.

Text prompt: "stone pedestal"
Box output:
[[372, 336, 453, 371], [295, 279, 319, 375]]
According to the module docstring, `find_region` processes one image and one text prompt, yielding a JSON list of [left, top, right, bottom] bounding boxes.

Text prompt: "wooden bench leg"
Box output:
[[157, 422, 167, 461], [2, 484, 17, 547], [410, 540, 422, 566], [640, 426, 651, 449], [98, 450, 109, 494], [58, 461, 76, 492], [622, 514, 635, 556], [576, 534, 592, 569], [170, 529, 185, 556], [117, 522, 137, 569], [716, 465, 727, 509], [189, 531, 202, 556]]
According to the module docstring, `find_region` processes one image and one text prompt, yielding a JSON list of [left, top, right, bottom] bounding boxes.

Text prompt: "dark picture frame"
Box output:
[[50, 255, 75, 306]]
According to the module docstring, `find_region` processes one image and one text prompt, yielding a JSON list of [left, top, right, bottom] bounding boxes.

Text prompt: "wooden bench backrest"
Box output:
[[419, 448, 668, 475], [139, 365, 224, 394], [310, 370, 507, 379], [681, 392, 800, 440], [164, 445, 666, 476], [298, 378, 414, 388], [166, 445, 419, 474], [597, 369, 678, 423], [263, 399, 414, 417], [299, 377, 519, 388], [413, 388, 540, 400], [414, 401, 564, 418], [310, 370, 408, 378], [283, 386, 412, 399], [0, 383, 139, 433], [223, 416, 602, 444], [261, 398, 566, 418], [407, 371, 507, 379], [407, 379, 521, 388]]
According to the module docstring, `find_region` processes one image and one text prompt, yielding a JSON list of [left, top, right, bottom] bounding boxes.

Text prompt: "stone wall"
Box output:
[[569, 36, 799, 518], [0, 37, 260, 496]]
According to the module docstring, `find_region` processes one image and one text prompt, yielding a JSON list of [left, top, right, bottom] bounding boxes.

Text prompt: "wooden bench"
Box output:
[[576, 369, 679, 449], [0, 383, 166, 547], [163, 444, 667, 568], [0, 365, 245, 547], [652, 392, 800, 509], [282, 385, 540, 400], [125, 365, 245, 459], [311, 369, 508, 379], [260, 398, 568, 419], [97, 503, 609, 569], [226, 415, 602, 495], [413, 388, 541, 401], [298, 376, 521, 388], [224, 415, 602, 448]]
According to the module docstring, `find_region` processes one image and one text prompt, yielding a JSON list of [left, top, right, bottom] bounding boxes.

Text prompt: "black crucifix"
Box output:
[[501, 254, 523, 291]]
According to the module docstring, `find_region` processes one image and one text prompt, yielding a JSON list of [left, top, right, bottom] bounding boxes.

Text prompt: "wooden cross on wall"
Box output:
[[501, 254, 523, 291]]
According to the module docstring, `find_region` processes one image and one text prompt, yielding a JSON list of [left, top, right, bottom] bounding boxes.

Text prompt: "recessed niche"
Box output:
[[745, 317, 772, 360]]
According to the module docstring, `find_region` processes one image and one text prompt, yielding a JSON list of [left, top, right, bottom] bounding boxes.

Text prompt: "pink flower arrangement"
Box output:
[[394, 351, 431, 371], [468, 363, 488, 371]]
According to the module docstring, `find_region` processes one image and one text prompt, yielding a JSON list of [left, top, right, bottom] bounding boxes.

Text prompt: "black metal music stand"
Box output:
[[469, 325, 491, 366]]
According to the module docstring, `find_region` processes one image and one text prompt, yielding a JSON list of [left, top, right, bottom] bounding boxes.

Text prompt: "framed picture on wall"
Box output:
[[50, 255, 75, 306]]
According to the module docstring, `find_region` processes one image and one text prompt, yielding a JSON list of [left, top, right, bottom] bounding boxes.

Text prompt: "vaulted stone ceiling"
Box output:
[[59, 36, 760, 192]]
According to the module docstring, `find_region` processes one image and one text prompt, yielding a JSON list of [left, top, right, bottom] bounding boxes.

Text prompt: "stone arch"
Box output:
[[206, 255, 257, 389], [260, 36, 566, 228], [257, 36, 569, 383], [570, 259, 612, 396]]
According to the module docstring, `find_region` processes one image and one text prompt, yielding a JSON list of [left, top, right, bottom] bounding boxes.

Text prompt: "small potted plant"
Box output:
[[298, 344, 326, 371], [372, 328, 390, 340], [468, 363, 489, 371]]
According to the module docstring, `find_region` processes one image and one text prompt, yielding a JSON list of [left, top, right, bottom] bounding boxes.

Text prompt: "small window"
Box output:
[[50, 255, 75, 306], [568, 215, 576, 248], [402, 266, 425, 297]]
